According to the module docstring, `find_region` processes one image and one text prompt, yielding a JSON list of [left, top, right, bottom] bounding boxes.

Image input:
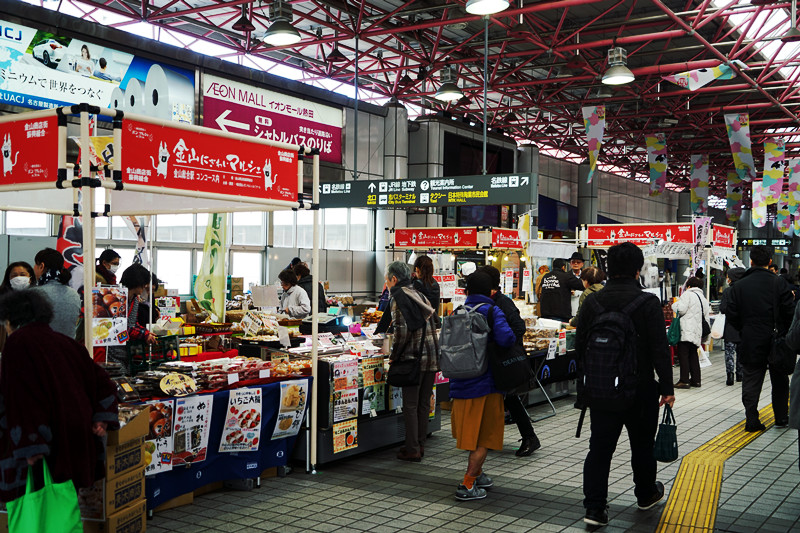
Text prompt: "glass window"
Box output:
[[156, 249, 192, 295], [196, 214, 207, 243], [231, 252, 263, 291], [156, 214, 193, 243], [94, 217, 109, 240], [297, 210, 314, 249], [111, 216, 143, 241], [324, 208, 348, 250], [5, 211, 48, 236], [349, 209, 371, 251], [232, 212, 266, 246], [273, 211, 295, 247]]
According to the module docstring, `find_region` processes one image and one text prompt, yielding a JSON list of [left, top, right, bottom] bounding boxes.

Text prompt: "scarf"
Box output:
[[37, 268, 61, 286], [390, 279, 427, 331], [95, 262, 117, 285]]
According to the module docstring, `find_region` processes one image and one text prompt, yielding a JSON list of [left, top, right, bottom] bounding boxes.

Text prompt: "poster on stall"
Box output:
[[361, 356, 385, 387], [437, 274, 457, 299], [144, 400, 174, 476], [92, 286, 128, 346], [428, 386, 437, 420], [333, 389, 359, 423], [333, 420, 358, 453], [453, 288, 466, 308], [172, 396, 213, 466], [388, 386, 403, 411], [333, 358, 359, 391], [361, 384, 385, 415], [503, 270, 514, 294], [219, 388, 262, 453], [522, 269, 532, 293], [272, 379, 308, 440]]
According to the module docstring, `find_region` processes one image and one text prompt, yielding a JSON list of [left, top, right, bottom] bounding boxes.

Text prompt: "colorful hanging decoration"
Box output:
[[752, 180, 767, 228], [724, 113, 756, 182], [726, 171, 744, 222], [761, 138, 785, 205], [662, 60, 747, 91], [582, 105, 606, 183], [646, 133, 668, 196], [788, 158, 800, 216], [793, 214, 800, 237], [777, 193, 792, 235], [689, 154, 709, 214]]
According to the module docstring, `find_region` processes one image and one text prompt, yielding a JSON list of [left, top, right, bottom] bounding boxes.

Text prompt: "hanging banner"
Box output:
[[144, 400, 174, 476], [272, 379, 308, 440], [581, 105, 605, 183], [762, 138, 785, 205], [724, 113, 756, 182], [585, 223, 694, 247], [124, 216, 150, 265], [662, 61, 746, 91], [172, 395, 213, 466], [0, 115, 59, 185], [92, 286, 129, 347], [752, 180, 767, 228], [646, 133, 668, 196], [691, 217, 712, 273], [794, 215, 800, 237], [712, 225, 736, 249], [777, 193, 792, 235], [788, 158, 800, 216], [690, 154, 709, 214], [726, 171, 744, 222], [57, 215, 83, 268], [220, 388, 262, 452], [194, 213, 227, 321], [393, 227, 478, 249], [491, 228, 523, 249]]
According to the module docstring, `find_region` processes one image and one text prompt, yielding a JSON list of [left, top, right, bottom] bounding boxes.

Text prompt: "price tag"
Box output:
[[395, 407, 402, 414], [341, 332, 354, 342], [258, 369, 271, 379], [546, 339, 557, 360], [271, 353, 289, 364], [278, 326, 291, 348], [227, 373, 240, 385], [370, 408, 378, 418]]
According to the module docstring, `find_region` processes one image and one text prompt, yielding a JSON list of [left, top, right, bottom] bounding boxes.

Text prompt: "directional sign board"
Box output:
[[318, 173, 537, 208]]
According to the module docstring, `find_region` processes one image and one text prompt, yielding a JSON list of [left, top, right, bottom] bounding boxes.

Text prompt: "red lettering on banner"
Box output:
[[394, 228, 478, 249], [587, 224, 695, 247]]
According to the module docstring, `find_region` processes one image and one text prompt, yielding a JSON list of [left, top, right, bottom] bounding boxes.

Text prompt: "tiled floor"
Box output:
[[147, 349, 800, 532]]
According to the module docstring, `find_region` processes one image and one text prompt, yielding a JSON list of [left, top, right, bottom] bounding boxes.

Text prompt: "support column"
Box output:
[[383, 100, 408, 181], [577, 164, 598, 227], [517, 144, 540, 240]]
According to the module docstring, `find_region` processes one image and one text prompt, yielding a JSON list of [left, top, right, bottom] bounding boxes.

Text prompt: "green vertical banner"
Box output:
[[194, 213, 228, 321]]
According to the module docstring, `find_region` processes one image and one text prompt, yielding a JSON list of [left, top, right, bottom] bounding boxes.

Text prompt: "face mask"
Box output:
[[141, 290, 150, 302], [9, 276, 30, 291], [108, 264, 119, 274]]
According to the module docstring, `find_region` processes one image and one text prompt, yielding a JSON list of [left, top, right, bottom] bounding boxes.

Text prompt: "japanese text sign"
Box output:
[[393, 228, 478, 249], [586, 224, 694, 247], [713, 225, 736, 249], [491, 228, 523, 249], [0, 115, 59, 185]]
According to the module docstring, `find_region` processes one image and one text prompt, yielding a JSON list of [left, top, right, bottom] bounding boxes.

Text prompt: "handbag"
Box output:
[[769, 281, 797, 375], [666, 314, 681, 346], [694, 293, 711, 340], [710, 313, 725, 340], [489, 342, 533, 393], [7, 460, 83, 533], [653, 404, 678, 463], [386, 320, 424, 387]]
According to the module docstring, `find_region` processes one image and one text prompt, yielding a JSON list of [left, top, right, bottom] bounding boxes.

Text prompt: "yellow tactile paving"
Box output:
[[656, 404, 775, 532]]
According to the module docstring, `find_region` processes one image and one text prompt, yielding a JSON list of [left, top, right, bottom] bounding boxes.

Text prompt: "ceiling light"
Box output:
[[543, 124, 559, 135], [596, 85, 614, 98], [264, 19, 301, 46], [326, 46, 347, 63], [465, 0, 510, 15], [398, 74, 414, 86], [457, 96, 471, 106], [435, 67, 463, 102], [506, 110, 519, 122], [602, 47, 635, 85], [782, 26, 800, 42], [232, 5, 256, 33]]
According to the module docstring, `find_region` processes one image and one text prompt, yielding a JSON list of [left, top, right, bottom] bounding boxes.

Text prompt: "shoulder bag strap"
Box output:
[[773, 277, 780, 334], [693, 292, 706, 322]]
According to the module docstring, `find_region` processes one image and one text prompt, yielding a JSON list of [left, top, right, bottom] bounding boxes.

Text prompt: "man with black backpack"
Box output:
[[574, 242, 675, 527]]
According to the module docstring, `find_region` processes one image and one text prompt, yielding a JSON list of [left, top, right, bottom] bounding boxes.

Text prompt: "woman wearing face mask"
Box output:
[[0, 262, 35, 352], [96, 249, 121, 285], [106, 264, 156, 375], [30, 248, 81, 339]]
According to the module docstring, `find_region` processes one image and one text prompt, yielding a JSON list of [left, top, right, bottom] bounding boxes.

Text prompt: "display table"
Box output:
[[521, 349, 577, 421], [144, 378, 310, 510], [181, 349, 240, 363]]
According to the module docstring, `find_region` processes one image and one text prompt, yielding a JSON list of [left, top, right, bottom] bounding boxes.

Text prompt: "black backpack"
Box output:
[[579, 292, 650, 411]]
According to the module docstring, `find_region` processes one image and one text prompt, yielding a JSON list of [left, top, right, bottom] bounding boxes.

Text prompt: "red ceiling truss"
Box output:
[[24, 0, 800, 199]]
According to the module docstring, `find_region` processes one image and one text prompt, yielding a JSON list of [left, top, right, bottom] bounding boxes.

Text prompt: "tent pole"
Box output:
[[310, 152, 320, 473], [80, 110, 95, 354]]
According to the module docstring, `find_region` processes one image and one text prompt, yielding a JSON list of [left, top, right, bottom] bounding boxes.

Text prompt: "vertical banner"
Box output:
[[724, 113, 756, 182], [92, 286, 128, 347], [788, 158, 800, 216], [646, 133, 668, 196], [726, 171, 744, 222], [662, 62, 742, 91], [762, 138, 785, 205], [692, 217, 712, 273], [272, 379, 308, 440], [124, 216, 150, 265], [57, 216, 83, 268], [194, 213, 228, 321], [752, 181, 767, 228], [144, 400, 174, 476], [690, 154, 709, 214], [172, 395, 213, 466], [793, 214, 800, 237], [220, 388, 262, 452], [777, 193, 792, 235], [581, 105, 606, 183]]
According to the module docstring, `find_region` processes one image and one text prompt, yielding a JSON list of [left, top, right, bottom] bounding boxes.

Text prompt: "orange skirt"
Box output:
[[450, 393, 504, 451]]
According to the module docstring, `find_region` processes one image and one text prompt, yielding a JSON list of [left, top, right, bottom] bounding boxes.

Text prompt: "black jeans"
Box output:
[[504, 394, 536, 438], [676, 341, 701, 385], [742, 362, 790, 424], [583, 387, 659, 511]]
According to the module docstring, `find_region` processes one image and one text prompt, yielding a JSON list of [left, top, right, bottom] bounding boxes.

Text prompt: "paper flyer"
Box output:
[[92, 286, 129, 347], [333, 420, 357, 453], [144, 400, 174, 476], [219, 388, 262, 452], [172, 395, 213, 466], [388, 386, 403, 411], [272, 379, 308, 440], [434, 274, 457, 299], [452, 288, 466, 308], [361, 384, 385, 415], [333, 358, 359, 391], [361, 356, 385, 387], [333, 389, 359, 422]]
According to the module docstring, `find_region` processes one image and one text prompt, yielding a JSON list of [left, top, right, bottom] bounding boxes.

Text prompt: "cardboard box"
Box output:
[[79, 467, 145, 519], [83, 499, 146, 533], [106, 436, 144, 481], [179, 343, 200, 357], [107, 406, 150, 447]]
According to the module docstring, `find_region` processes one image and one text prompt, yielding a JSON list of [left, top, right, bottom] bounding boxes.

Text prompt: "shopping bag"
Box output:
[[653, 405, 678, 462], [387, 357, 421, 387], [7, 460, 83, 533], [666, 315, 681, 346], [710, 314, 725, 340], [698, 346, 712, 368], [489, 342, 533, 393]]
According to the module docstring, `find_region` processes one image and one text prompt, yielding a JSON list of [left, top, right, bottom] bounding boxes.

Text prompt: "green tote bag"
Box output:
[[666, 314, 681, 346], [7, 460, 83, 533]]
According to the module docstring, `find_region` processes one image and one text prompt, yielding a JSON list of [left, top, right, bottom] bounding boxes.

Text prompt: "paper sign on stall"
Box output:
[[318, 332, 336, 346], [272, 379, 308, 439], [361, 356, 386, 386], [333, 420, 358, 453], [219, 388, 262, 452], [144, 400, 175, 476], [333, 358, 359, 391], [434, 274, 457, 299], [453, 288, 466, 308], [172, 396, 213, 466], [522, 269, 531, 292], [333, 389, 359, 422], [92, 286, 129, 346], [251, 285, 280, 308], [503, 270, 514, 294], [361, 384, 385, 416], [388, 386, 403, 412], [546, 339, 558, 360]]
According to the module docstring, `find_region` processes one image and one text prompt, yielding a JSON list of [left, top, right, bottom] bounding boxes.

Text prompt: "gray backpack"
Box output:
[[439, 303, 491, 379]]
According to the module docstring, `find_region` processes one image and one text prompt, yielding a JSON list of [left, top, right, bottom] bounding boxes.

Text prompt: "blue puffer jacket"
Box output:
[[449, 294, 517, 399]]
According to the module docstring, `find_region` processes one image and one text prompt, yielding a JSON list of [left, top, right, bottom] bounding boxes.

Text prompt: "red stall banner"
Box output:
[[393, 228, 478, 249], [491, 228, 523, 249], [0, 115, 59, 185], [586, 223, 695, 247], [121, 119, 298, 202], [712, 224, 736, 249]]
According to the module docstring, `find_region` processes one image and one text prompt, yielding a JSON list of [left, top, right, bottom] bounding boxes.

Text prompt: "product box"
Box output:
[[83, 499, 146, 533], [231, 277, 244, 297], [106, 436, 145, 481], [179, 343, 201, 357], [107, 407, 150, 447], [79, 467, 145, 519]]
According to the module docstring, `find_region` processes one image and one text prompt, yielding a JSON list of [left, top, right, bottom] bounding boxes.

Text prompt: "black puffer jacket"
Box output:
[[492, 292, 525, 345], [297, 275, 327, 312], [718, 267, 745, 343]]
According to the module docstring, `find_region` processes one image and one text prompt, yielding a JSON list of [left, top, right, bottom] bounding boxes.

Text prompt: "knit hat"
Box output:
[[727, 267, 746, 283], [466, 271, 493, 297]]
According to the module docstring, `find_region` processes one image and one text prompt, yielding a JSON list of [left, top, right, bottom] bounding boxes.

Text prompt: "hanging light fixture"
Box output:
[[596, 85, 614, 98], [398, 73, 414, 86], [326, 46, 347, 63], [465, 0, 510, 15], [783, 0, 800, 41], [602, 47, 635, 85], [232, 4, 256, 33], [263, 0, 301, 46], [434, 66, 464, 102]]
